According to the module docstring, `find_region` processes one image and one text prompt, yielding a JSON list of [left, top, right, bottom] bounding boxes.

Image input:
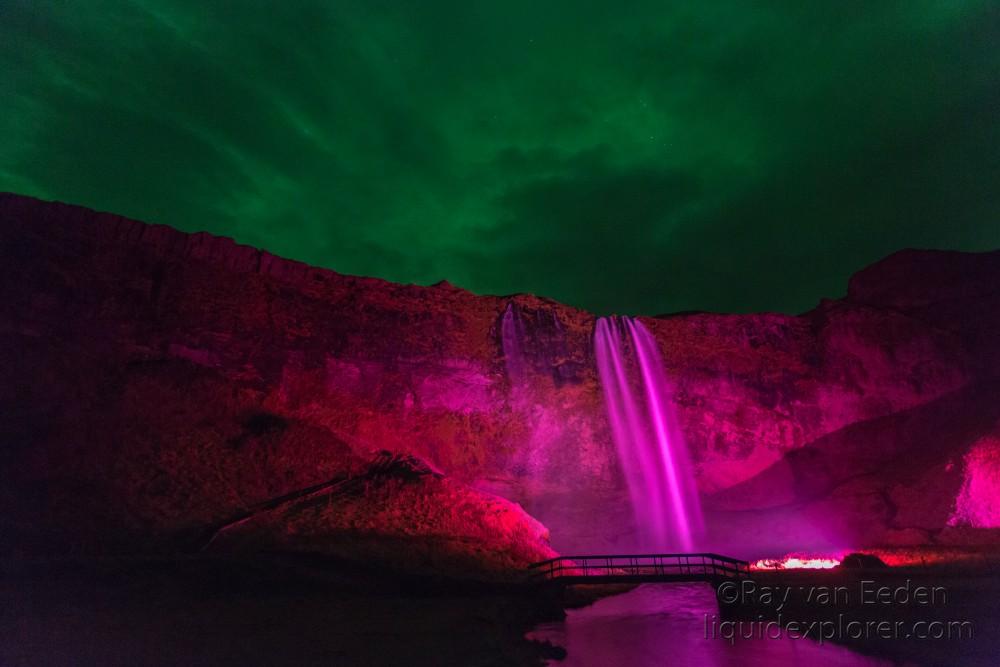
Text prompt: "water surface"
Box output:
[[529, 584, 893, 667]]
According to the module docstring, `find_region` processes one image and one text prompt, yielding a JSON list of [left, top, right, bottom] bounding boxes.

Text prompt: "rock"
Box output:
[[205, 451, 556, 581], [848, 248, 1000, 375], [949, 427, 1000, 528], [838, 552, 889, 569], [1, 192, 998, 560]]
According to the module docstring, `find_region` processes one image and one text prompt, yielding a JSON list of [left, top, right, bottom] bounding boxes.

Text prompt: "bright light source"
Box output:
[[751, 555, 841, 570]]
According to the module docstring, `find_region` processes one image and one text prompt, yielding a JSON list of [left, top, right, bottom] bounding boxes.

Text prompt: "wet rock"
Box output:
[[1, 193, 998, 558]]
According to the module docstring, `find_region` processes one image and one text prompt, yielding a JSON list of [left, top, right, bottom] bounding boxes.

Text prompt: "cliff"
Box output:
[[1, 192, 998, 565]]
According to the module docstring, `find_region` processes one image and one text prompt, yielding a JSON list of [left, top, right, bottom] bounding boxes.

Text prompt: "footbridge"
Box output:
[[528, 553, 750, 585]]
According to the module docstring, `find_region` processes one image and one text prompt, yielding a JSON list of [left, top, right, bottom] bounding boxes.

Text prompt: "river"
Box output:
[[528, 583, 893, 666]]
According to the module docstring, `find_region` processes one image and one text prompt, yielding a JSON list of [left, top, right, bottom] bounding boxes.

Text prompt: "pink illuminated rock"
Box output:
[[950, 428, 1000, 528], [1, 192, 998, 562], [207, 452, 557, 581]]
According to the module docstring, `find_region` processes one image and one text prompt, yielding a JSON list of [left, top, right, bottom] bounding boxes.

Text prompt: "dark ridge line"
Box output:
[[197, 451, 440, 552]]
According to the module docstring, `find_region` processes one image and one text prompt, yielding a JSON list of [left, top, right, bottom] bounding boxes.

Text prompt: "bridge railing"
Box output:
[[527, 553, 750, 582]]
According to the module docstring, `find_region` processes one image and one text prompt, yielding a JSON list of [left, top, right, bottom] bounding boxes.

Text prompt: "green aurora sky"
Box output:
[[2, 1, 998, 315]]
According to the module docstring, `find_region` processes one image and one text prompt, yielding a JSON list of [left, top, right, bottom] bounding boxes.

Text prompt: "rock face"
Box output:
[[205, 452, 558, 581], [1, 192, 998, 564]]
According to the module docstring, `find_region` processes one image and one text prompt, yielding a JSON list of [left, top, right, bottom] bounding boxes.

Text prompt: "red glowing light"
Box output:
[[751, 554, 842, 570]]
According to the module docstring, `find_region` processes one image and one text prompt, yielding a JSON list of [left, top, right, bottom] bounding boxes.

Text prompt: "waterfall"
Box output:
[[501, 302, 527, 383], [594, 316, 703, 551]]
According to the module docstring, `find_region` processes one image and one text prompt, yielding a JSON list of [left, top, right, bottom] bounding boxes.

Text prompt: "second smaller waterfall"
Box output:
[[501, 302, 527, 383]]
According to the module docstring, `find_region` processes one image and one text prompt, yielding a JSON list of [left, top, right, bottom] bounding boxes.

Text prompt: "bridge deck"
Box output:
[[528, 552, 750, 585]]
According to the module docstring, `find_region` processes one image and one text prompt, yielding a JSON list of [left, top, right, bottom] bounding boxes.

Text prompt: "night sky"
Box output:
[[2, 1, 998, 315]]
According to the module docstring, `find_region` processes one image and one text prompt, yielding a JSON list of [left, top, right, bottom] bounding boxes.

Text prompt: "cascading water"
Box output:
[[501, 302, 527, 383], [594, 316, 703, 551]]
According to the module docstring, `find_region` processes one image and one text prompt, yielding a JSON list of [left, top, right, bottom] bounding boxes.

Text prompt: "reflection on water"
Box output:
[[528, 584, 892, 667]]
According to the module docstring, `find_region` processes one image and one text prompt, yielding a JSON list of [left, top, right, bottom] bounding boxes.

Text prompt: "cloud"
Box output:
[[1, 0, 997, 314], [463, 154, 701, 312]]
